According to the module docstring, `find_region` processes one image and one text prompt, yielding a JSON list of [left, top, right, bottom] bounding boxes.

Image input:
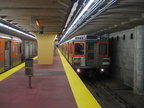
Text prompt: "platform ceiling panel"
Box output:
[[0, 0, 71, 33]]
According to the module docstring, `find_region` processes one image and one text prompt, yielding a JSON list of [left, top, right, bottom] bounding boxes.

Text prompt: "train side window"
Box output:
[[15, 42, 21, 55], [99, 43, 107, 55], [74, 43, 84, 55], [15, 42, 19, 55], [5, 41, 10, 50]]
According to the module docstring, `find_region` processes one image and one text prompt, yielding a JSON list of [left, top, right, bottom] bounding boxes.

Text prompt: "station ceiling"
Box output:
[[0, 0, 72, 40], [0, 0, 144, 41]]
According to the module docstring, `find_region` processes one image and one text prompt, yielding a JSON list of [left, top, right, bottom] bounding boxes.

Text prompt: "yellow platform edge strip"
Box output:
[[0, 56, 38, 81], [57, 48, 101, 108]]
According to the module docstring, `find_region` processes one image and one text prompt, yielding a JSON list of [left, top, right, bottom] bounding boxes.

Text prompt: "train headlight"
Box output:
[[101, 68, 104, 72], [76, 68, 81, 73]]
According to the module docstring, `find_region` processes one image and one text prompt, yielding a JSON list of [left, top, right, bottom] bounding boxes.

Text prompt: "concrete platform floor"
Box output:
[[0, 50, 77, 108]]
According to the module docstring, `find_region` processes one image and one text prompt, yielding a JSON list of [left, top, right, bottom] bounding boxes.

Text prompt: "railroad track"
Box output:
[[81, 74, 133, 108]]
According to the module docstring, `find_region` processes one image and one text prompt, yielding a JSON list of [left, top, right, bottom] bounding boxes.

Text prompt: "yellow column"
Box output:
[[35, 32, 56, 64]]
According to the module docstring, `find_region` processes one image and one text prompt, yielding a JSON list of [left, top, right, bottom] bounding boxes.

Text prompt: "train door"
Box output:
[[5, 40, 11, 69], [86, 42, 97, 66]]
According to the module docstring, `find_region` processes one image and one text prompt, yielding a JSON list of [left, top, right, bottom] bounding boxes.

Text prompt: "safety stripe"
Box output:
[[57, 48, 101, 108], [0, 56, 38, 81]]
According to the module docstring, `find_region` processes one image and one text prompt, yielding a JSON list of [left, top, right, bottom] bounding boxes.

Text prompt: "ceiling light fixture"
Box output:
[[0, 22, 36, 39], [59, 0, 94, 43], [69, 0, 117, 35], [59, 0, 117, 44]]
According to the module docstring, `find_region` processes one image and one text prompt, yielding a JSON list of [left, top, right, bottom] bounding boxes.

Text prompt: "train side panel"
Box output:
[[22, 40, 30, 59], [0, 39, 5, 73], [68, 41, 73, 64], [0, 33, 37, 73]]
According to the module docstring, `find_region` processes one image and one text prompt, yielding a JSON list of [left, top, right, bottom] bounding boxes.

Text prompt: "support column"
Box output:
[[134, 25, 144, 95], [35, 32, 56, 64]]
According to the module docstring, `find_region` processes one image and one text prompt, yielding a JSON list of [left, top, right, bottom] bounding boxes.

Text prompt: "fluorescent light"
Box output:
[[71, 0, 94, 28], [60, 0, 94, 43], [64, 1, 79, 30], [59, 0, 117, 44], [0, 22, 36, 39]]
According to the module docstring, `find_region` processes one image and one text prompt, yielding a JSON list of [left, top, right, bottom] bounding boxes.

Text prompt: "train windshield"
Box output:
[[74, 43, 84, 55], [99, 43, 107, 55]]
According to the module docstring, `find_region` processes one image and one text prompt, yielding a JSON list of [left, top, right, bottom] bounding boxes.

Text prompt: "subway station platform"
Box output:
[[0, 48, 101, 108]]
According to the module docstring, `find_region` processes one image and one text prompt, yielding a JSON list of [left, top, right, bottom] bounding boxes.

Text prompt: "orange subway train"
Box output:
[[59, 35, 110, 76], [0, 33, 37, 73]]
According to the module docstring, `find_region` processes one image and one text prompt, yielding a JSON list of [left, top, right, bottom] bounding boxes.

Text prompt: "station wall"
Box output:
[[109, 28, 135, 87]]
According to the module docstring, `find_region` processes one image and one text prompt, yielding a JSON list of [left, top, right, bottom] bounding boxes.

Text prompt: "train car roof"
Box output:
[[0, 33, 22, 41], [71, 34, 108, 41], [59, 34, 108, 45]]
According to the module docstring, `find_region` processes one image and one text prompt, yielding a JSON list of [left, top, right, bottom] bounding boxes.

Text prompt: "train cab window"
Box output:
[[99, 43, 107, 55], [74, 43, 84, 55]]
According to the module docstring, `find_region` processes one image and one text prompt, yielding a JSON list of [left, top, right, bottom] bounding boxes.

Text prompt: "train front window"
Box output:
[[74, 43, 84, 55], [88, 43, 94, 50], [99, 43, 107, 55]]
